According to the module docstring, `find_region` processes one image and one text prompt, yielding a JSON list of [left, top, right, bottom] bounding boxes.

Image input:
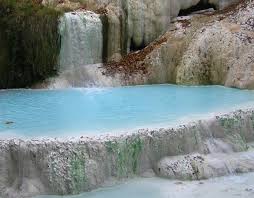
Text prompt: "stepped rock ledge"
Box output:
[[1, 108, 254, 197], [1, 1, 254, 198]]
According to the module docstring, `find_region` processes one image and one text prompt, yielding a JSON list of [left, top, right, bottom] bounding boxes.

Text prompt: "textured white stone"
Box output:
[[55, 0, 242, 63], [157, 151, 254, 180], [108, 0, 253, 89]]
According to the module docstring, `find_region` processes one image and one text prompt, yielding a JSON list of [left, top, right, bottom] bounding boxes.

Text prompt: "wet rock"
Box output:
[[95, 0, 254, 89], [4, 121, 14, 125], [157, 151, 254, 180], [43, 0, 242, 59]]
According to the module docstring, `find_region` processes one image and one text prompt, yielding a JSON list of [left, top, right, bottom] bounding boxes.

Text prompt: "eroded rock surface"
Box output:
[[157, 150, 254, 180], [101, 0, 254, 89], [176, 1, 254, 88], [44, 0, 242, 62]]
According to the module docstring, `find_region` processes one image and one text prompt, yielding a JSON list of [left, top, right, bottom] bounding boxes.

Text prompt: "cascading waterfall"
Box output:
[[59, 11, 103, 71], [49, 11, 112, 88], [49, 64, 122, 88]]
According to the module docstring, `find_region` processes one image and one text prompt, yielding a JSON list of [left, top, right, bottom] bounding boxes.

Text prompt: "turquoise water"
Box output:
[[36, 173, 254, 198], [1, 85, 254, 138]]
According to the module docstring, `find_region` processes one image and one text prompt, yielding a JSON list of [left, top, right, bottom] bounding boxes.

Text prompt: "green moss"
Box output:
[[105, 137, 143, 177], [218, 116, 241, 133], [227, 133, 248, 151], [70, 152, 86, 194], [0, 0, 62, 88], [48, 150, 87, 195], [218, 115, 248, 151]]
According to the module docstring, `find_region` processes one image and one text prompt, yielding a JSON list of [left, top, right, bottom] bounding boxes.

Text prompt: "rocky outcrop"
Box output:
[[46, 0, 241, 62], [1, 109, 254, 197], [157, 150, 254, 180], [100, 0, 254, 89], [101, 0, 242, 61], [176, 1, 254, 88], [0, 0, 244, 88]]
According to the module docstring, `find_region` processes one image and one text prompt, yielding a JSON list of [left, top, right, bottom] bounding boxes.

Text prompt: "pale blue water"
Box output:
[[36, 173, 254, 198], [1, 85, 254, 138]]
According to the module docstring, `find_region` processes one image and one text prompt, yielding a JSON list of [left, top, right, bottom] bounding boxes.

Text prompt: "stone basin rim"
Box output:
[[1, 83, 254, 91], [1, 107, 254, 143]]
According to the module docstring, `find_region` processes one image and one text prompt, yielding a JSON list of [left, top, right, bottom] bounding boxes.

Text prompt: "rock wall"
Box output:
[[0, 0, 244, 88], [88, 0, 241, 60], [102, 0, 253, 89], [176, 2, 254, 88], [47, 0, 241, 62], [1, 109, 254, 197]]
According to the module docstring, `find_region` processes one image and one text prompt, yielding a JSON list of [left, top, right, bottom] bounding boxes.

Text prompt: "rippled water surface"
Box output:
[[1, 85, 254, 138]]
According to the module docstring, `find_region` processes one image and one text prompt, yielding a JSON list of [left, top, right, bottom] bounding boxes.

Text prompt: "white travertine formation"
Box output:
[[176, 1, 254, 88], [157, 151, 254, 180], [1, 109, 254, 197], [56, 0, 241, 65], [109, 0, 253, 89], [53, 0, 247, 88], [209, 0, 240, 9]]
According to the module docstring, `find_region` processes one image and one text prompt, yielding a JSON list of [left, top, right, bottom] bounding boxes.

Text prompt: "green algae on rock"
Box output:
[[0, 0, 62, 88], [69, 151, 87, 194], [105, 137, 143, 177]]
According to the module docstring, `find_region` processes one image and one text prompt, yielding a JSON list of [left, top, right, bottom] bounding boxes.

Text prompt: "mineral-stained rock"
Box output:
[[44, 0, 242, 61], [102, 0, 254, 89]]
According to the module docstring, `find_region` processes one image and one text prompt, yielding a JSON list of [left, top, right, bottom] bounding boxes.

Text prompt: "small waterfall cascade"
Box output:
[[59, 11, 103, 71], [48, 64, 122, 88]]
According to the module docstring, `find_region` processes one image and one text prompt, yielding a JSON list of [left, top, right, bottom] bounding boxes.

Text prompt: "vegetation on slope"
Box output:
[[0, 0, 62, 88]]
